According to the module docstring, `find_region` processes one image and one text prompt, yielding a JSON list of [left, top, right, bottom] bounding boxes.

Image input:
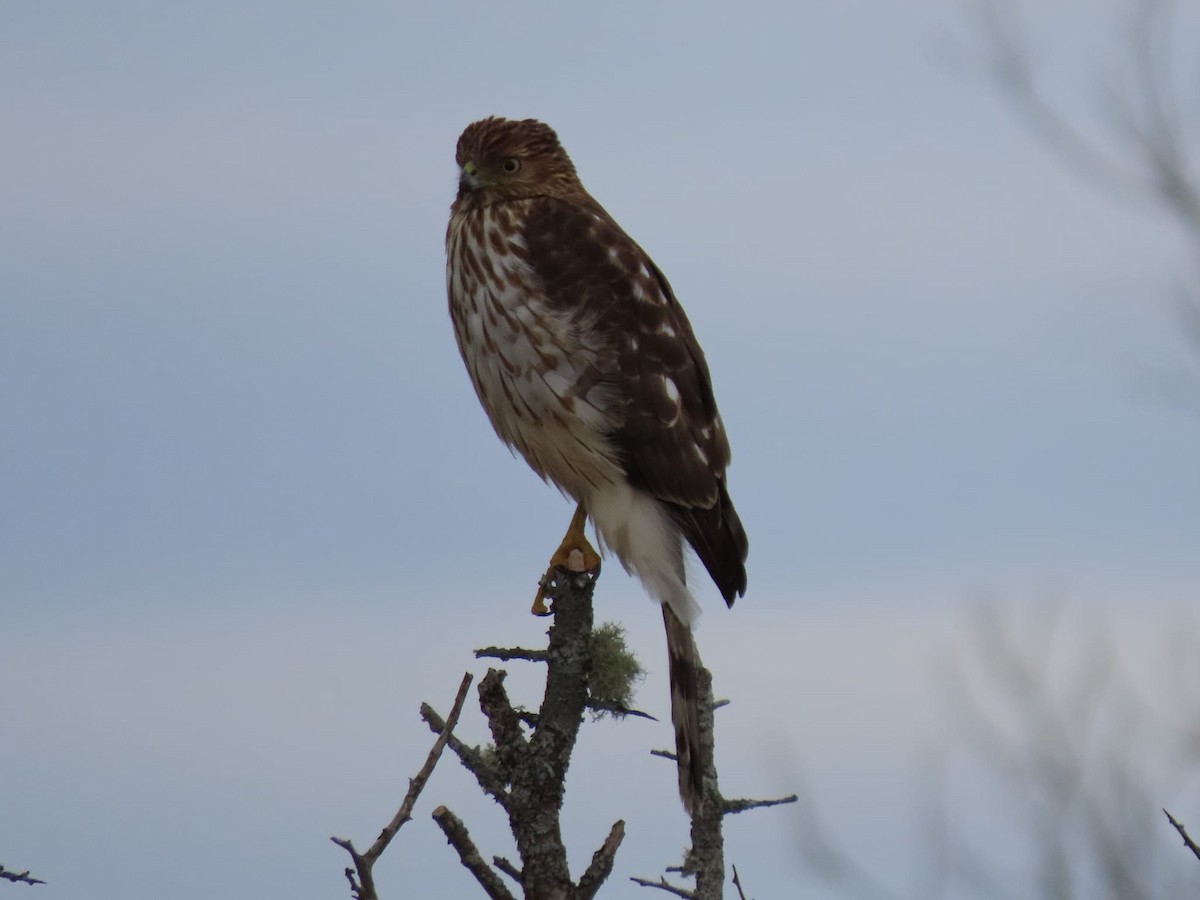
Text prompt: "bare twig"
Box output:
[[723, 794, 800, 816], [586, 698, 657, 721], [577, 819, 627, 900], [475, 646, 549, 663], [331, 671, 474, 900], [367, 672, 474, 859], [422, 702, 509, 804], [0, 865, 45, 886], [630, 875, 695, 898], [492, 855, 522, 883], [731, 864, 750, 900], [1163, 808, 1200, 863], [432, 806, 516, 900]]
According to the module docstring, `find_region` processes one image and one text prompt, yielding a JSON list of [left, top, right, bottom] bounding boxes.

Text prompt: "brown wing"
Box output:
[[522, 197, 748, 605]]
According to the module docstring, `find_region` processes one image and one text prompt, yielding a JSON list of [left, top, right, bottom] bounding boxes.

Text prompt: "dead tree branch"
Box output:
[[331, 671, 474, 900], [682, 665, 727, 898], [636, 666, 797, 900], [421, 702, 509, 802], [576, 819, 627, 900], [585, 698, 657, 721], [476, 646, 549, 663], [433, 806, 517, 900], [629, 875, 695, 899], [1163, 809, 1200, 863], [730, 865, 749, 900], [435, 564, 627, 898], [722, 794, 801, 816], [493, 856, 522, 883]]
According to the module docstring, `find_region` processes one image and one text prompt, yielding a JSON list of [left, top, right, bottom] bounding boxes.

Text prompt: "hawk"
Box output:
[[445, 117, 747, 813]]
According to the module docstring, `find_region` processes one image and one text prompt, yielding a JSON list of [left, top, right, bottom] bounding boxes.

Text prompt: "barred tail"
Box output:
[[662, 604, 703, 814]]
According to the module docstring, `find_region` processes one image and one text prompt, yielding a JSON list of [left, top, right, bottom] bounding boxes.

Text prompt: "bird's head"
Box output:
[[453, 117, 582, 207]]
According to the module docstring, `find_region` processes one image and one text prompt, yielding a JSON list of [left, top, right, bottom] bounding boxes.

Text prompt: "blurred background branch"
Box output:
[[967, 0, 1200, 408], [793, 601, 1200, 898]]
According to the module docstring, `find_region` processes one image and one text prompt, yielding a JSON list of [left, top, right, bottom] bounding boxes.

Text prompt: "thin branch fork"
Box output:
[[331, 671, 474, 900]]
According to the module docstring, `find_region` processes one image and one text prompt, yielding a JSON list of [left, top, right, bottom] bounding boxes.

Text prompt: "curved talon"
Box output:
[[530, 503, 600, 615], [531, 577, 554, 616]]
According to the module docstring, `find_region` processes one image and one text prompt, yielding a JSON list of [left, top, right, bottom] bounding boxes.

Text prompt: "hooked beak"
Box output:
[[459, 160, 481, 193]]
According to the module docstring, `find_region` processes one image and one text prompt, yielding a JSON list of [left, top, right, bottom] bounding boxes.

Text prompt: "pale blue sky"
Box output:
[[2, 2, 1199, 897]]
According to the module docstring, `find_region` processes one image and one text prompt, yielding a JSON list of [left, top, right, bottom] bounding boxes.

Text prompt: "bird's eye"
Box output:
[[502, 158, 521, 174]]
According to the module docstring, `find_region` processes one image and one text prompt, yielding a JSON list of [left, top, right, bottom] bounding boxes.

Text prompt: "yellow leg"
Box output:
[[531, 503, 602, 616]]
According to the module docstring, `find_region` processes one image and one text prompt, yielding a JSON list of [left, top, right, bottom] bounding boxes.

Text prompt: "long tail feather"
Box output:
[[662, 604, 702, 813]]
